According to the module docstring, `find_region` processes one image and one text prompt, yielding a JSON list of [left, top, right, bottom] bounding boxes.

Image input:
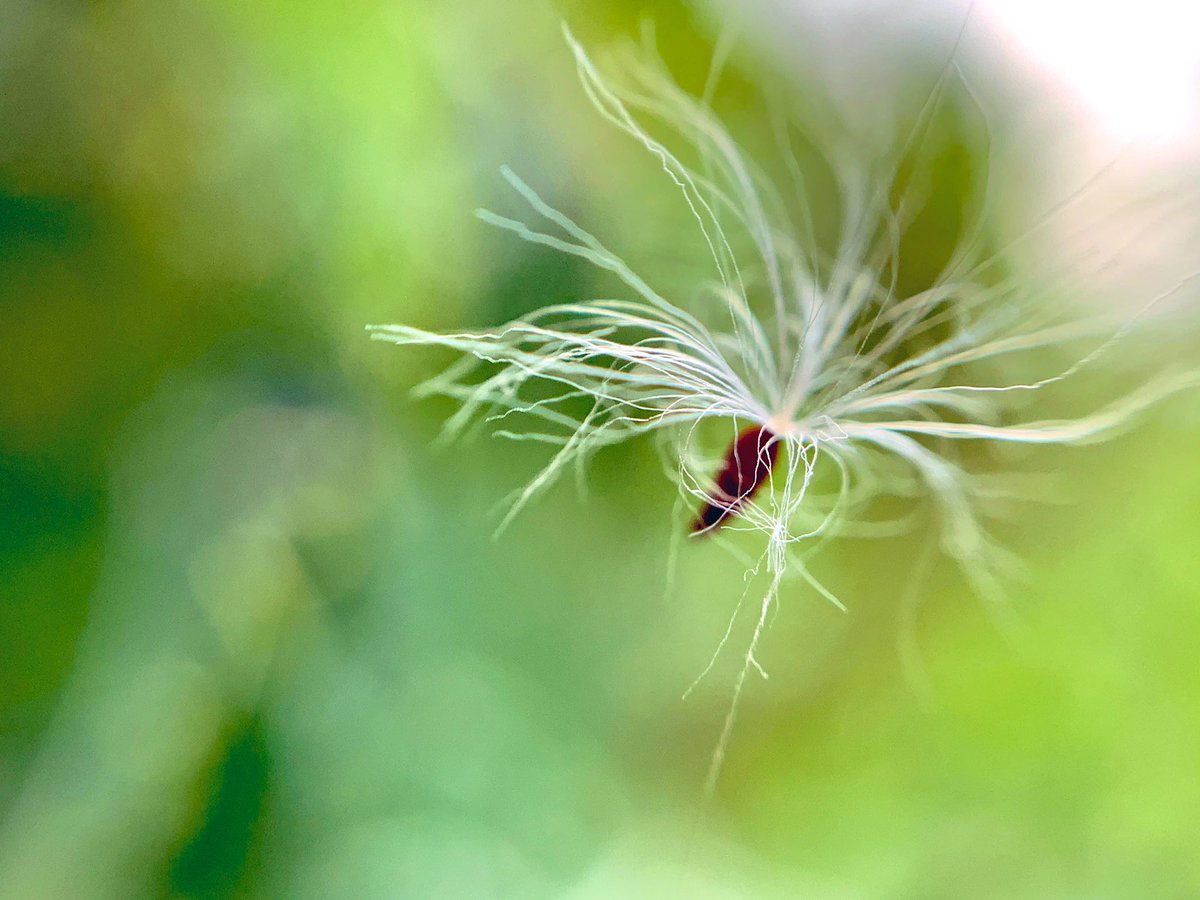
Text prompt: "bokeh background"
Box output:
[[3, 0, 1200, 897]]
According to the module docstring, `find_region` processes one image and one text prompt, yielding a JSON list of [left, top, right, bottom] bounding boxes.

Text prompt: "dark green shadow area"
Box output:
[[168, 718, 272, 899]]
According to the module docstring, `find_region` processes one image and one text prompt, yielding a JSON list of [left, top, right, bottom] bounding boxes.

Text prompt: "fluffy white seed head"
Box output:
[[374, 25, 1194, 579], [371, 23, 1198, 790]]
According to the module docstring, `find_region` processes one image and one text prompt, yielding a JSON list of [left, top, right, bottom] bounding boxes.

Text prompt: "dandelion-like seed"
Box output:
[[372, 24, 1198, 791]]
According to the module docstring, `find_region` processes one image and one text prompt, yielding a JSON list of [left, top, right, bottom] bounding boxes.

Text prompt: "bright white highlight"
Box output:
[[983, 0, 1200, 141]]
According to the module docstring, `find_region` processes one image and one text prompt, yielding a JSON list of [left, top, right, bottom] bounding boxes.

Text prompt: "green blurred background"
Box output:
[[2, 1, 1199, 897]]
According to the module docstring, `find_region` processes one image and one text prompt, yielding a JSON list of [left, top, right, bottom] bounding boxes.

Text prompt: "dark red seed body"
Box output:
[[691, 425, 779, 535]]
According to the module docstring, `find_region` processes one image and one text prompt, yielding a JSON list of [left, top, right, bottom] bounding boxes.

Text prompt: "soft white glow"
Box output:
[[982, 0, 1200, 141]]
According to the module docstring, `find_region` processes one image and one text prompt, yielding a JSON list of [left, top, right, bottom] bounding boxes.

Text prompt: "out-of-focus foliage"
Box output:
[[2, 1, 1198, 897]]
